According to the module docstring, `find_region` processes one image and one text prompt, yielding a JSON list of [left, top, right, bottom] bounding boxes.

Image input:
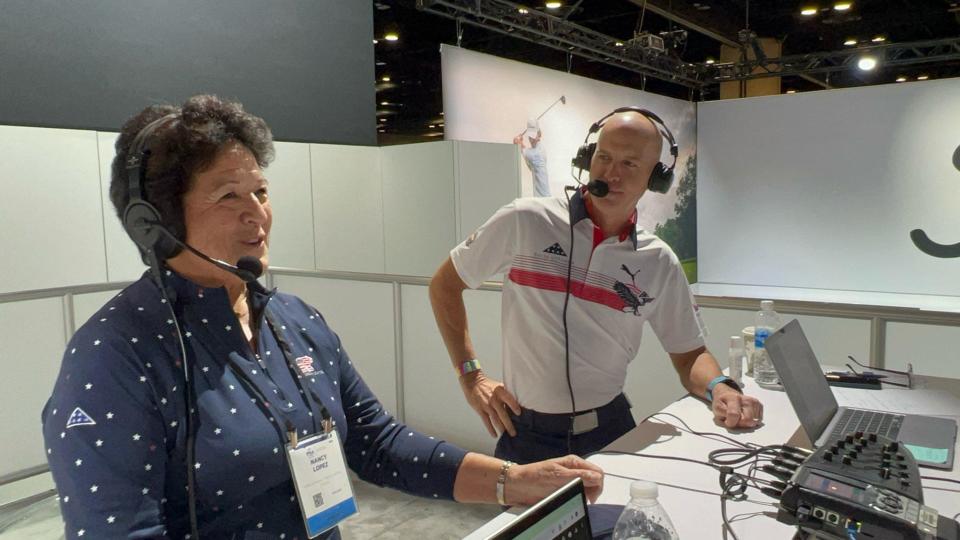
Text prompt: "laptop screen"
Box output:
[[764, 319, 839, 442], [485, 478, 592, 540]]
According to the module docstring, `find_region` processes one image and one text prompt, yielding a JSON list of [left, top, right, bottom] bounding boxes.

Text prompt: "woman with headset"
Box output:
[[41, 94, 602, 540]]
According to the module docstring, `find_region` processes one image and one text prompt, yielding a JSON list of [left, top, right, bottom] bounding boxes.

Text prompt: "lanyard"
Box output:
[[263, 308, 334, 442], [224, 304, 333, 446]]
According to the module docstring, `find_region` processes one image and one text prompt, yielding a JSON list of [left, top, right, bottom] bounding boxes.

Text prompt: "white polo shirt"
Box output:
[[450, 190, 706, 413]]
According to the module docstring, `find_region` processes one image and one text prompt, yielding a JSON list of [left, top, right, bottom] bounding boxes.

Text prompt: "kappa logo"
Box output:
[[543, 243, 567, 256], [295, 356, 316, 376], [66, 407, 96, 429]]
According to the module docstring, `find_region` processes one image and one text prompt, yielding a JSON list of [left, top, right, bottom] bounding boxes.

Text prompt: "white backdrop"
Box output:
[[441, 45, 696, 233], [698, 78, 960, 298]]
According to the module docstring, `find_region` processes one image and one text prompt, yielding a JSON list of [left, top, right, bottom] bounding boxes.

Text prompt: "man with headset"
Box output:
[[430, 108, 764, 463]]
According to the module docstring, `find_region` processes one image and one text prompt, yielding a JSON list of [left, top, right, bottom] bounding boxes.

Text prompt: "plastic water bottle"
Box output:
[[612, 481, 679, 540], [728, 335, 745, 386], [752, 300, 783, 389]]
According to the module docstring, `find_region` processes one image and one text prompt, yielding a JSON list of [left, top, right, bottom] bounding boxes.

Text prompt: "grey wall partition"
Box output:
[[0, 0, 375, 145]]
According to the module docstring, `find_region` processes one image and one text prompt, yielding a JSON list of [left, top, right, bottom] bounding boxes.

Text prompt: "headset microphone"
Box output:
[[154, 224, 262, 282], [586, 178, 609, 198]]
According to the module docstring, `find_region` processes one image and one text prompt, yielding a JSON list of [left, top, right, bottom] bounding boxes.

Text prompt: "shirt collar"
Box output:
[[157, 266, 276, 314], [570, 187, 639, 248]]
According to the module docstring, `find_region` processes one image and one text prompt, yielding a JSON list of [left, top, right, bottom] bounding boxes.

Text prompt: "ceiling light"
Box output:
[[372, 39, 379, 44], [786, 89, 797, 94], [429, 124, 436, 128], [518, 6, 529, 13], [843, 39, 857, 46], [833, 2, 852, 10], [381, 76, 391, 82], [917, 75, 929, 80], [378, 129, 385, 133], [384, 32, 399, 42], [857, 56, 877, 71], [895, 76, 907, 82], [545, 1, 562, 9], [614, 41, 624, 47], [705, 58, 715, 64], [380, 101, 389, 106], [872, 35, 886, 42], [800, 7, 818, 16]]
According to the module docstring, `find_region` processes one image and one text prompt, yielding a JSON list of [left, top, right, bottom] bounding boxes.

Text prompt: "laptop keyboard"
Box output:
[[829, 408, 903, 441]]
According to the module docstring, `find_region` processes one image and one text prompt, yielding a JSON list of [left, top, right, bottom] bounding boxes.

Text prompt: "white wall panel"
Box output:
[[310, 144, 385, 273], [700, 306, 871, 370], [455, 141, 521, 242], [73, 290, 123, 331], [0, 126, 106, 293], [624, 325, 688, 421], [0, 298, 67, 477], [401, 284, 503, 455], [267, 142, 315, 270], [886, 322, 960, 379], [273, 275, 397, 414], [698, 78, 960, 298], [97, 131, 148, 283], [381, 142, 456, 277]]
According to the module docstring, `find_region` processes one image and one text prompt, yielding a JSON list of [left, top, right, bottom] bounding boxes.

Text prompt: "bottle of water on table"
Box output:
[[752, 300, 783, 389], [612, 480, 679, 540]]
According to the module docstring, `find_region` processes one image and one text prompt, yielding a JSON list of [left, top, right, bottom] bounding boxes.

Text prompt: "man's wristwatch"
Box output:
[[458, 359, 482, 377], [706, 375, 742, 402]]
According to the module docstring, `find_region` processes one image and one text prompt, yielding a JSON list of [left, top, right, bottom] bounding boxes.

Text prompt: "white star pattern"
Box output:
[[233, 449, 240, 456], [145, 464, 152, 471], [423, 473, 429, 478], [75, 459, 82, 467], [106, 412, 114, 419], [230, 408, 237, 414], [93, 339, 101, 346], [71, 348, 76, 354], [216, 490, 223, 496], [77, 530, 85, 537], [139, 376, 147, 383], [273, 447, 279, 454], [90, 485, 98, 493], [413, 456, 418, 462], [132, 433, 141, 441], [202, 318, 208, 324], [248, 475, 255, 482], [161, 398, 168, 405], [60, 432, 65, 439], [95, 439, 103, 447], [100, 318, 107, 322], [84, 383, 93, 390], [202, 366, 209, 372], [107, 516, 115, 524], [63, 496, 69, 503], [225, 325, 232, 331], [142, 488, 149, 495], [170, 420, 178, 428], [185, 331, 192, 338], [156, 334, 163, 340], [257, 523, 263, 529], [194, 462, 201, 469], [131, 337, 138, 343], [214, 428, 222, 435]]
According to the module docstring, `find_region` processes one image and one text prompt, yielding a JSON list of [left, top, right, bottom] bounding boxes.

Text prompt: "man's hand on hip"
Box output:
[[712, 385, 764, 429], [459, 371, 521, 437]]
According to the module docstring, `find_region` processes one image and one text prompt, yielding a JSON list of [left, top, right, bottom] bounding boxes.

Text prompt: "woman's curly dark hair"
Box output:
[[109, 94, 275, 257]]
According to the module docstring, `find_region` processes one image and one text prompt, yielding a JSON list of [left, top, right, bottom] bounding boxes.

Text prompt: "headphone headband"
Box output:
[[571, 107, 679, 194]]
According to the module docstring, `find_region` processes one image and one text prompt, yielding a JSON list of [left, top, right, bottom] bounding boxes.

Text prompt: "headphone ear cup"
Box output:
[[123, 200, 178, 262], [647, 162, 674, 194], [571, 142, 596, 172]]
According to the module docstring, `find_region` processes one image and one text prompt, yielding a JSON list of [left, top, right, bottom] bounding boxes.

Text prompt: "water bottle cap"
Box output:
[[729, 335, 743, 348], [630, 480, 659, 499], [761, 300, 774, 310]]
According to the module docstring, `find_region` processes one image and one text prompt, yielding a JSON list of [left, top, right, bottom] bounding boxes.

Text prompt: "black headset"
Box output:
[[570, 106, 679, 194], [122, 113, 181, 265]]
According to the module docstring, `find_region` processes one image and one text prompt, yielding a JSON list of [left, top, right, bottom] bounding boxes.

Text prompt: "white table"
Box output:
[[466, 377, 960, 539]]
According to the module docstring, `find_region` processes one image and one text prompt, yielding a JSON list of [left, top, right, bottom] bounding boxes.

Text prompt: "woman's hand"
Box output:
[[505, 455, 604, 505]]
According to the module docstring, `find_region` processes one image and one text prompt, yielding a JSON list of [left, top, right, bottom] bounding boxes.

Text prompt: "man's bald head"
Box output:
[[596, 111, 663, 163]]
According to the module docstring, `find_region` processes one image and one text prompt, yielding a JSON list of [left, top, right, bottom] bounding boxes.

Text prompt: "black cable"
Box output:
[[646, 411, 756, 449], [158, 278, 200, 540], [920, 476, 960, 486], [562, 187, 578, 455]]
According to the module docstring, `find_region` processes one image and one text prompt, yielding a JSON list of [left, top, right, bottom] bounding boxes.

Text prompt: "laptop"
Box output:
[[484, 478, 593, 540], [765, 319, 957, 470]]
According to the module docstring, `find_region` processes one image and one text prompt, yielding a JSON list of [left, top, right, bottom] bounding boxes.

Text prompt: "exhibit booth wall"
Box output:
[[3, 75, 960, 509]]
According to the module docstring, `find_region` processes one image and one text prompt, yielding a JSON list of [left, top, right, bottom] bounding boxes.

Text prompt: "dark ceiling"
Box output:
[[373, 0, 960, 142]]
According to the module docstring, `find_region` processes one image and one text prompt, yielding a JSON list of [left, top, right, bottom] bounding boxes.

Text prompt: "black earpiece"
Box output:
[[570, 106, 679, 194]]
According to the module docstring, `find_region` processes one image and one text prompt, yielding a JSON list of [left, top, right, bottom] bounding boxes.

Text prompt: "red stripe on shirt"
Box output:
[[508, 268, 627, 311]]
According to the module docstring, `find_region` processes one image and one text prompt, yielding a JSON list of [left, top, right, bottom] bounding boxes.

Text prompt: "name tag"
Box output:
[[286, 431, 358, 537]]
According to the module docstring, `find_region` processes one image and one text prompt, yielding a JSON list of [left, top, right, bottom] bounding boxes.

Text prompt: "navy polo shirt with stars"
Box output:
[[42, 270, 467, 539]]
